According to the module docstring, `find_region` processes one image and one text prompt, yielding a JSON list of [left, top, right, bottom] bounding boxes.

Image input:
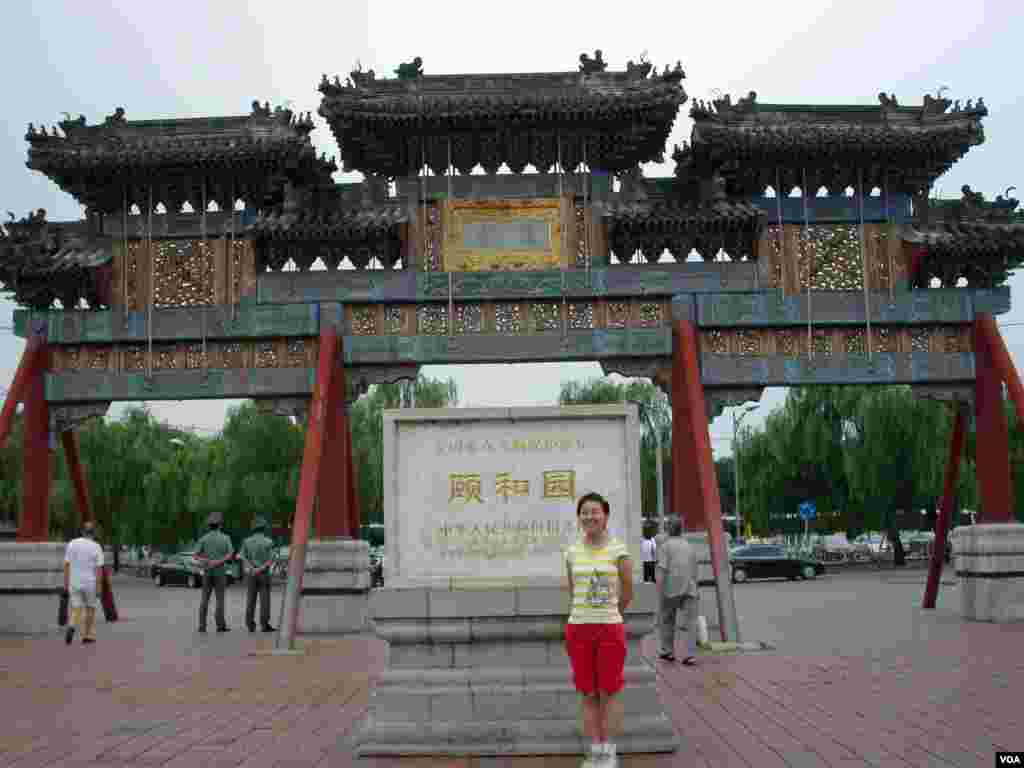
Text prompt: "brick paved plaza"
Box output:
[[1, 571, 1021, 767]]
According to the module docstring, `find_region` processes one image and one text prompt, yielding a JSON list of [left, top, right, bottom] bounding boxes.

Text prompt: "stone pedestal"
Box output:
[[298, 539, 372, 634], [354, 582, 678, 756], [0, 542, 65, 634], [952, 523, 1024, 622]]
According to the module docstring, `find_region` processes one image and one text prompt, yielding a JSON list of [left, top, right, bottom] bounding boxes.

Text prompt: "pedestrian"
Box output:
[[655, 517, 699, 666], [641, 530, 657, 583], [195, 512, 234, 633], [63, 521, 103, 645], [240, 516, 276, 633], [563, 492, 633, 768]]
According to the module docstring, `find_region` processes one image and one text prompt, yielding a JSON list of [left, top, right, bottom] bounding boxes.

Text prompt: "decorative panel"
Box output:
[[154, 344, 179, 370], [417, 305, 448, 335], [873, 327, 896, 353], [575, 204, 588, 268], [221, 342, 245, 368], [638, 302, 662, 328], [495, 303, 522, 333], [530, 302, 561, 331], [776, 329, 797, 357], [255, 341, 279, 368], [568, 302, 594, 330], [186, 343, 208, 369], [153, 240, 216, 308], [351, 305, 377, 335], [124, 345, 145, 371], [384, 306, 403, 335], [125, 240, 145, 311], [735, 330, 760, 356], [425, 204, 442, 272], [811, 329, 833, 356], [910, 328, 930, 353], [287, 339, 307, 367], [702, 330, 728, 355], [606, 301, 629, 329], [800, 225, 864, 291], [844, 328, 867, 355], [454, 304, 483, 333], [442, 199, 562, 271]]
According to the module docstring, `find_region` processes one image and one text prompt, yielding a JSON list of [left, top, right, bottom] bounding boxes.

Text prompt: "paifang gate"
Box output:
[[3, 53, 1024, 644]]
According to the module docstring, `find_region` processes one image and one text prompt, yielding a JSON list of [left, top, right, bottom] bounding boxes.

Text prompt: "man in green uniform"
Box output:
[[195, 512, 234, 633], [239, 516, 276, 633]]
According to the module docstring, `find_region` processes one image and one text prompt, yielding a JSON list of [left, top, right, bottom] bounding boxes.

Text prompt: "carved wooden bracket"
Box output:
[[49, 402, 111, 434], [345, 364, 421, 404]]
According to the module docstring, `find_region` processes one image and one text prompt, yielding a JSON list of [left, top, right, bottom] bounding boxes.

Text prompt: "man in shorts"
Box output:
[[63, 521, 104, 645]]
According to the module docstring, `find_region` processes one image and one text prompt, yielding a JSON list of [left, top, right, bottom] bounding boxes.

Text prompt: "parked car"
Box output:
[[152, 554, 205, 588], [729, 544, 825, 582]]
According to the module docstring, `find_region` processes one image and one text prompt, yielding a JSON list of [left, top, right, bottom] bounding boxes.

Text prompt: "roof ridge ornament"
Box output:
[[578, 50, 607, 74]]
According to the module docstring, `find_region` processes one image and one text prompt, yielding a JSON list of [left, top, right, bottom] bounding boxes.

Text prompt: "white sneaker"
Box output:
[[580, 749, 604, 768]]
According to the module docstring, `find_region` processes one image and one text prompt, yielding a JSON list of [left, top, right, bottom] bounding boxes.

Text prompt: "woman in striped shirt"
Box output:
[[563, 492, 634, 768]]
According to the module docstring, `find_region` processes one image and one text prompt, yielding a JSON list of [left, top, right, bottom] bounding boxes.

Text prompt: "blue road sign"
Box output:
[[799, 501, 817, 521]]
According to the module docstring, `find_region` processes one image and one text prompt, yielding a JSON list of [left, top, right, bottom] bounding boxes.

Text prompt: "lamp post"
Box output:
[[629, 399, 665, 534], [732, 403, 758, 542]]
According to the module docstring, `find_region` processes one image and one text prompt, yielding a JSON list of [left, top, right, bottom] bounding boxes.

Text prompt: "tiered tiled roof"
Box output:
[[318, 53, 686, 177], [25, 104, 336, 215], [685, 92, 987, 196]]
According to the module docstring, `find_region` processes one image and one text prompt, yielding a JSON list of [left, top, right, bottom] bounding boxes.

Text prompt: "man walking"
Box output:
[[195, 512, 234, 633], [63, 521, 103, 645], [655, 517, 699, 665], [239, 516, 276, 633]]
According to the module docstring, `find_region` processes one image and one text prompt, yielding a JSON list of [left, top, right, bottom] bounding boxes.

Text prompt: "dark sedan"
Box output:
[[153, 554, 205, 588], [730, 545, 825, 583]]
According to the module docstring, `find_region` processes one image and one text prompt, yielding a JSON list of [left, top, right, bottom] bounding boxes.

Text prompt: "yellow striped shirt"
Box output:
[[565, 537, 630, 624]]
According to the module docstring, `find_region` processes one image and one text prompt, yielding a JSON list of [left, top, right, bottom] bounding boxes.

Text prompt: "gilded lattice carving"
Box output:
[[531, 303, 560, 331], [287, 339, 306, 367], [231, 240, 243, 302], [872, 229, 892, 291], [351, 306, 377, 335], [62, 348, 82, 371], [153, 240, 216, 307], [766, 226, 784, 288], [455, 304, 483, 333], [606, 302, 629, 329], [845, 329, 867, 355], [495, 303, 522, 333], [256, 341, 279, 368], [124, 345, 145, 371], [222, 342, 245, 368], [874, 328, 895, 353], [944, 329, 967, 354], [568, 302, 594, 330], [125, 240, 144, 310], [90, 347, 111, 370], [417, 305, 448, 335], [802, 225, 864, 291], [154, 345, 178, 370], [425, 204, 442, 271], [812, 329, 833, 356], [638, 302, 661, 328], [186, 344, 208, 369], [910, 328, 930, 353], [776, 329, 796, 357], [384, 306, 403, 335], [575, 204, 588, 268], [736, 330, 760, 356], [704, 330, 728, 355]]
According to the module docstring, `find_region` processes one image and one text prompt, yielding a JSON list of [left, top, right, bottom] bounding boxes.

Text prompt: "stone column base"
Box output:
[[0, 542, 65, 634], [298, 538, 372, 634], [952, 523, 1024, 622], [354, 583, 679, 756]]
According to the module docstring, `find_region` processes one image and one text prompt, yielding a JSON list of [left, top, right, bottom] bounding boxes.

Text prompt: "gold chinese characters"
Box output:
[[542, 470, 576, 500], [447, 470, 577, 503]]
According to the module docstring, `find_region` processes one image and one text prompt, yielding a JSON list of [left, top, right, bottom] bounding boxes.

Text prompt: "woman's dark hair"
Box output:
[[576, 492, 610, 518]]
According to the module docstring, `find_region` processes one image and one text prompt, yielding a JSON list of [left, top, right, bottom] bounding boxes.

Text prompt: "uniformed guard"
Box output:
[[239, 516, 276, 633], [194, 512, 234, 633]]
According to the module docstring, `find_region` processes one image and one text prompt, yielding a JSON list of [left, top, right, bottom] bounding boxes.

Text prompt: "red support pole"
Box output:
[[18, 344, 51, 542], [922, 403, 966, 609], [975, 313, 1024, 427], [973, 318, 1014, 523], [673, 319, 740, 641], [276, 326, 340, 650], [315, 335, 355, 539], [61, 430, 93, 526], [0, 334, 46, 450], [671, 365, 704, 532]]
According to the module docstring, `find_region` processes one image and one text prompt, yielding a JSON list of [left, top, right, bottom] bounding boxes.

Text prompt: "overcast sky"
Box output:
[[2, 0, 1023, 456]]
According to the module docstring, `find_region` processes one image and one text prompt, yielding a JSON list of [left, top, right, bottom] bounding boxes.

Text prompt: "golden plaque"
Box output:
[[441, 198, 564, 271]]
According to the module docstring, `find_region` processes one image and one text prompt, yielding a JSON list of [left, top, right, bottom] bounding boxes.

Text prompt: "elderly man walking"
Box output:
[[655, 518, 699, 665], [64, 521, 103, 645]]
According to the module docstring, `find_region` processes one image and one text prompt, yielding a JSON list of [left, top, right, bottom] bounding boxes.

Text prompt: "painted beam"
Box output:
[[700, 352, 974, 387], [14, 303, 333, 343], [749, 193, 912, 224], [695, 288, 1010, 327], [44, 349, 975, 402], [256, 264, 761, 304]]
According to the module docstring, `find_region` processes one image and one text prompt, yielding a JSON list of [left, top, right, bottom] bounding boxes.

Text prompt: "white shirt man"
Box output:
[[63, 522, 104, 645], [641, 535, 657, 583]]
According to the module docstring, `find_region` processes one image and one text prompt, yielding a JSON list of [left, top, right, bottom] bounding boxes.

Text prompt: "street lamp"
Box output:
[[732, 403, 759, 542], [629, 399, 665, 535]]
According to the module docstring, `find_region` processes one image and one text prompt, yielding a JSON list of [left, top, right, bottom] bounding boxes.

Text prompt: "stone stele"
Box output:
[[354, 404, 679, 756]]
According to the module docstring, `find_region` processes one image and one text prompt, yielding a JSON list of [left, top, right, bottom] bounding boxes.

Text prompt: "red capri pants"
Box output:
[[565, 622, 627, 695]]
